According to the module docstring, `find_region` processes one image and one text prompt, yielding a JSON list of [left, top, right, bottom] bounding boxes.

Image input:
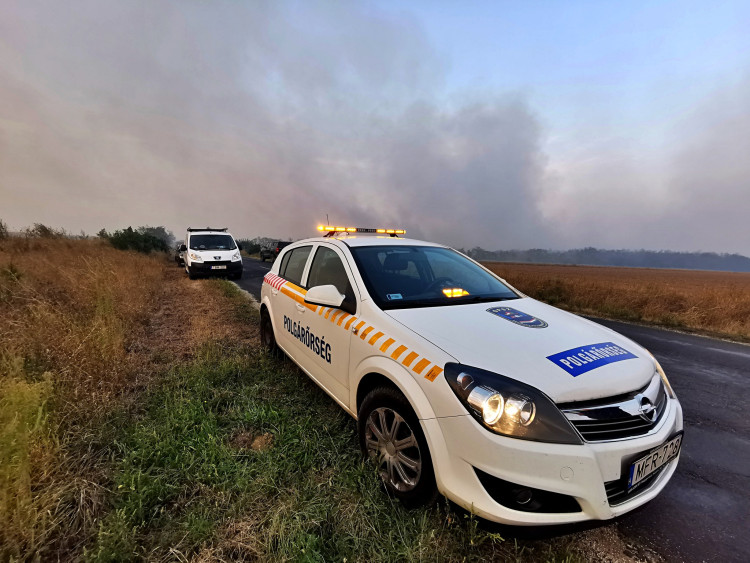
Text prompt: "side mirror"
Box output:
[[179, 244, 187, 252], [304, 285, 344, 308], [237, 243, 243, 251]]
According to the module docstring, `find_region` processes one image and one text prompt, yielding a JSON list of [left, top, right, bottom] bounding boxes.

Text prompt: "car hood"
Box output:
[[190, 249, 238, 260], [386, 298, 655, 403]]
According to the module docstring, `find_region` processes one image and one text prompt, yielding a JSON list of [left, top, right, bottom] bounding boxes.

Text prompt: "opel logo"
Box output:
[[636, 395, 657, 422]]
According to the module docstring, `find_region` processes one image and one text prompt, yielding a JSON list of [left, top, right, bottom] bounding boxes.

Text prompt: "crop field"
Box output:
[[484, 262, 750, 341], [3, 236, 654, 562]]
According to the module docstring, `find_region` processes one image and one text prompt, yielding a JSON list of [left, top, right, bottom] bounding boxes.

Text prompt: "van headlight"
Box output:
[[444, 363, 581, 444], [231, 251, 242, 262], [189, 252, 203, 263]]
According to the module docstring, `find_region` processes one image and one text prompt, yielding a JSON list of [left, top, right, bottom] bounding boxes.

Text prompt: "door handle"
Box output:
[[295, 303, 305, 313]]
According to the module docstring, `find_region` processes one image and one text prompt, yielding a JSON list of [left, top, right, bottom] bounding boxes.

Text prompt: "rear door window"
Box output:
[[280, 246, 312, 286]]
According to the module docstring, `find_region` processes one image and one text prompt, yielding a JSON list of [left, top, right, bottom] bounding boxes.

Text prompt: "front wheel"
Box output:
[[358, 387, 437, 507]]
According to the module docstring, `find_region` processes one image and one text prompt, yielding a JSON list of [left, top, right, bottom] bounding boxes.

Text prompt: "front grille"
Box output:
[[604, 462, 668, 505], [560, 375, 667, 442]]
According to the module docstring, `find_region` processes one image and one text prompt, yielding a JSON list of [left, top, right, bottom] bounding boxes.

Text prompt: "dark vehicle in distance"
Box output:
[[174, 244, 185, 266], [260, 241, 291, 262]]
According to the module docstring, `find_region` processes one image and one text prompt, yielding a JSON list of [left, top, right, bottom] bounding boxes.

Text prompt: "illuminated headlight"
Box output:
[[231, 251, 242, 262], [504, 395, 536, 426], [466, 387, 537, 427], [189, 252, 203, 262], [444, 363, 581, 444], [468, 387, 504, 424]]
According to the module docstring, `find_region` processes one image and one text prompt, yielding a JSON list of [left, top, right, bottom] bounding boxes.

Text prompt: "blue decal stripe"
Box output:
[[546, 342, 637, 377]]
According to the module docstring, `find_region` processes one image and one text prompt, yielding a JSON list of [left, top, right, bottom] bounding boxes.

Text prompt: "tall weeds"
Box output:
[[0, 237, 164, 559]]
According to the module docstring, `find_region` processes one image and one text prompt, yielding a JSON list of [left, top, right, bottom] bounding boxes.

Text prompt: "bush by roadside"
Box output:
[[98, 226, 171, 254]]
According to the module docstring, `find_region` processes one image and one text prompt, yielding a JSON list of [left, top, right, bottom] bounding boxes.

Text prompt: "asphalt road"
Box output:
[[235, 257, 749, 562]]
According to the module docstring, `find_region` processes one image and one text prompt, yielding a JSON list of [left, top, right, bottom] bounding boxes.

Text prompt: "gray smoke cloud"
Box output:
[[0, 0, 549, 249], [540, 76, 750, 255], [1, 0, 748, 254]]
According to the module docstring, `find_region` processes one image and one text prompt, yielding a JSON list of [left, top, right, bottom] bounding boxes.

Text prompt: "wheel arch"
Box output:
[[351, 357, 437, 421]]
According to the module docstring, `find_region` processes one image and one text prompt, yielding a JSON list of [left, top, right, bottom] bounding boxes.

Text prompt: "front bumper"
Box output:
[[425, 396, 683, 525], [188, 261, 243, 275]]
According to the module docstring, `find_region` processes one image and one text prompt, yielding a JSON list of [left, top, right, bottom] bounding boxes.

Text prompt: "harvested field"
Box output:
[[484, 262, 750, 341]]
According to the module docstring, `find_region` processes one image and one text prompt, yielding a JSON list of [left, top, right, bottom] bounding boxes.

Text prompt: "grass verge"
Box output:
[[88, 330, 582, 562]]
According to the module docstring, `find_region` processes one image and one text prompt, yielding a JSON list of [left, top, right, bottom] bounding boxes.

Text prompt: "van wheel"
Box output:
[[260, 309, 279, 355], [358, 387, 437, 507], [188, 269, 198, 280]]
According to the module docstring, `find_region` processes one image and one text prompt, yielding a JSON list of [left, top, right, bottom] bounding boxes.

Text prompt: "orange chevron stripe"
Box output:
[[379, 338, 395, 353], [368, 331, 384, 345], [424, 366, 443, 382], [391, 345, 407, 360], [402, 351, 418, 367], [412, 358, 430, 374]]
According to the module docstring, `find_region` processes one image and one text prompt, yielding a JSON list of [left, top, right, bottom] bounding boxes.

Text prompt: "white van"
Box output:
[[180, 227, 243, 280]]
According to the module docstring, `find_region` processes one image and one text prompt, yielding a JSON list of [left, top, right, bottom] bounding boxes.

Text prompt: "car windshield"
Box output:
[[350, 245, 519, 310], [189, 234, 236, 250]]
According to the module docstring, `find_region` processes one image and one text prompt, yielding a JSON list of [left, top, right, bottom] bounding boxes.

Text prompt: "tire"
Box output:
[[260, 308, 279, 356], [358, 386, 437, 507], [188, 268, 198, 280], [231, 271, 242, 280]]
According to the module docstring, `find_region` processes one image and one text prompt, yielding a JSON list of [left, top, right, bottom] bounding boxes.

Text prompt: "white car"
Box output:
[[259, 226, 683, 525], [182, 227, 243, 280]]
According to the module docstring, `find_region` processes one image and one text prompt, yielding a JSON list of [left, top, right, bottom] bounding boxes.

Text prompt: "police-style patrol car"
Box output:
[[259, 226, 683, 525]]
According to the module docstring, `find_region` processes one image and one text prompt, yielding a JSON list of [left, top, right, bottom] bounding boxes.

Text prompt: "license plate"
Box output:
[[628, 433, 682, 490], [211, 265, 227, 270]]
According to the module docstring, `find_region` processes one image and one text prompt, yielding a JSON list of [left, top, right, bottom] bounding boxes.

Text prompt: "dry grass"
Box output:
[[0, 237, 166, 559], [485, 262, 750, 341], [0, 236, 260, 560]]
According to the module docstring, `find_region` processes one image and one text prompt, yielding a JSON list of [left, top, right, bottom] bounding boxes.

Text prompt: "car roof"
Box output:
[[293, 235, 446, 248], [188, 231, 234, 236]]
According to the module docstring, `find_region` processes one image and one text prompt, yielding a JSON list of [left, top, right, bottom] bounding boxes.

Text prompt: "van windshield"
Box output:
[[349, 245, 519, 310], [189, 234, 236, 250]]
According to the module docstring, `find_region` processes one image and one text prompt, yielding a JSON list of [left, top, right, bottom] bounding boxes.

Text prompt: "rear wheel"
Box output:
[[260, 309, 279, 355], [358, 387, 437, 507]]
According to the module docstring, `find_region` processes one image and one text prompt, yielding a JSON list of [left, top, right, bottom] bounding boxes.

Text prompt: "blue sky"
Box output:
[[378, 0, 750, 143]]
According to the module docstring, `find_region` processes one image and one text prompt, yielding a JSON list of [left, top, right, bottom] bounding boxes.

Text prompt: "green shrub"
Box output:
[[100, 227, 169, 254], [24, 223, 65, 238]]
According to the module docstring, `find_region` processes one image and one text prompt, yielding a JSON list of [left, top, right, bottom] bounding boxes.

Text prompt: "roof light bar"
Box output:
[[187, 227, 228, 232], [317, 225, 406, 237]]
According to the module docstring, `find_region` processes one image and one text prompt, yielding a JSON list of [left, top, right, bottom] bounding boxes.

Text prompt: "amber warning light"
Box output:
[[317, 226, 406, 236]]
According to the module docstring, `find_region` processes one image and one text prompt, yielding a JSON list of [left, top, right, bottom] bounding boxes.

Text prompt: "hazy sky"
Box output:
[[2, 0, 749, 254]]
